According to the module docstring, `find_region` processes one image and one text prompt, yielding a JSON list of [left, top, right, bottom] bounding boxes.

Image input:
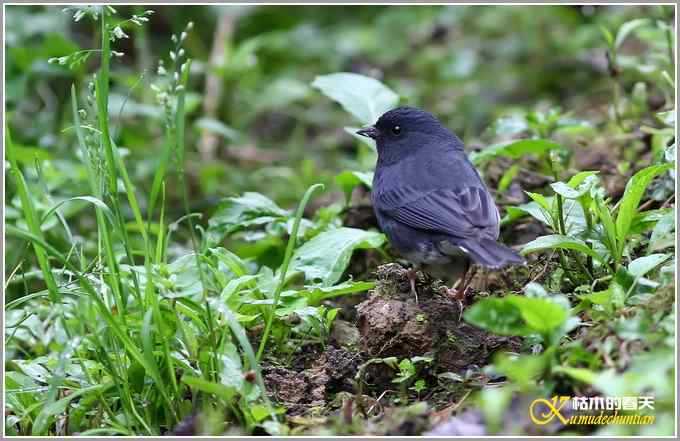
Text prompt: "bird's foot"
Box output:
[[439, 285, 471, 321], [406, 268, 419, 304]]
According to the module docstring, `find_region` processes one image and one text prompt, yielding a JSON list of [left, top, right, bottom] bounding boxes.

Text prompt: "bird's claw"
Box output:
[[439, 285, 471, 322]]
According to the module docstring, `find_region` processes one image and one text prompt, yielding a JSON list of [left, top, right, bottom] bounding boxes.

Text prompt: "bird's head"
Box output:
[[356, 107, 460, 164]]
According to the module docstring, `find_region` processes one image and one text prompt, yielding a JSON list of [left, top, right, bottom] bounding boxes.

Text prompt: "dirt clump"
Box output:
[[263, 346, 360, 416], [356, 263, 519, 373]]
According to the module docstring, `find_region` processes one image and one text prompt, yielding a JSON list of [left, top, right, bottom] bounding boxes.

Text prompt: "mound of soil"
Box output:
[[263, 346, 360, 415], [356, 263, 519, 373]]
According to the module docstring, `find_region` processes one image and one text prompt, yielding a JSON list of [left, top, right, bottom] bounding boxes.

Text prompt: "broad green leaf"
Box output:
[[506, 295, 568, 336], [521, 234, 603, 262], [466, 295, 568, 339], [14, 360, 50, 383], [506, 200, 551, 226], [494, 353, 548, 386], [5, 371, 39, 411], [551, 173, 599, 199], [610, 281, 626, 309], [335, 170, 373, 204], [210, 247, 249, 277], [470, 139, 560, 165], [578, 290, 612, 308], [164, 254, 204, 299], [628, 253, 671, 278], [525, 192, 551, 210], [250, 404, 284, 423], [312, 72, 399, 124], [290, 227, 385, 286], [550, 182, 580, 199], [221, 275, 258, 303], [567, 171, 599, 187], [219, 342, 245, 391], [463, 297, 530, 336], [208, 192, 289, 241], [615, 163, 673, 252]]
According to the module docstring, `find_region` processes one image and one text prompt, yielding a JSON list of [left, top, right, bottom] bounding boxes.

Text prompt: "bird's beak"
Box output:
[[356, 125, 379, 139]]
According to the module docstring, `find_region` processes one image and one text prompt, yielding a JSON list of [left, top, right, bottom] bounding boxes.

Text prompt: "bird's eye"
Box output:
[[391, 125, 402, 135]]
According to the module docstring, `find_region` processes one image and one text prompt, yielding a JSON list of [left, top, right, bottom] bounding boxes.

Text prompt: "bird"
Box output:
[[356, 106, 525, 304]]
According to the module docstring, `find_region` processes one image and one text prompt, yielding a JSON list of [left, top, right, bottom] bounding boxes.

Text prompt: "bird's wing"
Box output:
[[375, 186, 500, 239]]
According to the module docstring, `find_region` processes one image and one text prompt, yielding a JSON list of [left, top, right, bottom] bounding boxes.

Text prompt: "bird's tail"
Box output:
[[460, 238, 526, 269]]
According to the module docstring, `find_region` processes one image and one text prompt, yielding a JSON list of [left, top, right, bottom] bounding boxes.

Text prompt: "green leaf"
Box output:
[[335, 170, 374, 204], [498, 164, 519, 192], [524, 192, 550, 211], [615, 163, 673, 254], [250, 404, 283, 423], [290, 227, 385, 286], [610, 281, 626, 309], [312, 72, 399, 124], [208, 192, 289, 241], [628, 253, 671, 278], [465, 295, 568, 339], [32, 383, 113, 435], [463, 297, 530, 336], [594, 195, 618, 257], [181, 375, 236, 401], [506, 295, 568, 336], [40, 195, 114, 228], [567, 171, 600, 188], [578, 289, 612, 309], [297, 280, 375, 305], [521, 234, 603, 263], [649, 210, 675, 252], [599, 25, 614, 47], [470, 139, 561, 166], [494, 353, 547, 386], [506, 200, 551, 226], [257, 183, 324, 361], [219, 342, 245, 391], [551, 172, 599, 199], [6, 144, 50, 164], [615, 18, 650, 50]]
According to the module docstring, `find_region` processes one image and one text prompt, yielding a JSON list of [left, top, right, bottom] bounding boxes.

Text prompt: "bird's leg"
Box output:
[[406, 267, 419, 304], [440, 261, 476, 320], [458, 264, 477, 300]]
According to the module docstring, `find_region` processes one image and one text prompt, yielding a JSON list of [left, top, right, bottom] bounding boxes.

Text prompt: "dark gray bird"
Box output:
[[357, 107, 525, 302]]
